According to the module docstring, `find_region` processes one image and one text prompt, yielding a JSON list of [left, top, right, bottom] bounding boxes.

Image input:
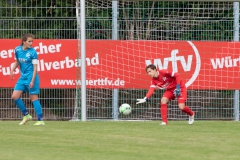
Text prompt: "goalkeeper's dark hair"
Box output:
[[21, 33, 35, 45], [145, 64, 156, 72]]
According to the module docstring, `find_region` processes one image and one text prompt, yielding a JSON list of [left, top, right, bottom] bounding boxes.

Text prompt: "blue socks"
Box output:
[[14, 98, 43, 121], [32, 100, 43, 121], [14, 98, 29, 116]]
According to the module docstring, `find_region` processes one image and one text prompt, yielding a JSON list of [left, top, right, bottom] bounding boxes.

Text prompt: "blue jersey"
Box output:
[[14, 46, 38, 81]]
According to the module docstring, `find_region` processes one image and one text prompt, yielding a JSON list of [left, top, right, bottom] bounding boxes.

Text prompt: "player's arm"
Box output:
[[11, 48, 19, 72], [136, 83, 156, 104], [29, 61, 37, 88], [10, 60, 19, 80], [173, 72, 181, 97], [11, 60, 19, 72], [145, 85, 156, 99], [30, 50, 38, 88], [31, 63, 37, 82]]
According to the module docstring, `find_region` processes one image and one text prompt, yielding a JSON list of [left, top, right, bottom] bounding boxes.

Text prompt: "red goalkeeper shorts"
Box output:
[[162, 87, 187, 103]]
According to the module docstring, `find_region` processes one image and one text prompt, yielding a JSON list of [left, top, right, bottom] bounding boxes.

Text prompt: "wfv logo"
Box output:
[[145, 49, 193, 72], [145, 41, 201, 87]]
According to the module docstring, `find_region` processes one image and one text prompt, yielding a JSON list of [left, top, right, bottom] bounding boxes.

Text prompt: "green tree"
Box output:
[[0, 0, 76, 39]]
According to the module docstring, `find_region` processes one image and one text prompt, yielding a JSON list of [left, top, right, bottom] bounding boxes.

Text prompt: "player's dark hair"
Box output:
[[145, 64, 156, 72], [21, 33, 34, 45]]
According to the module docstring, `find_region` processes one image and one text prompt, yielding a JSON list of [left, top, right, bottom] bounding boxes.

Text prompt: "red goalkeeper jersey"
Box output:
[[145, 70, 185, 98]]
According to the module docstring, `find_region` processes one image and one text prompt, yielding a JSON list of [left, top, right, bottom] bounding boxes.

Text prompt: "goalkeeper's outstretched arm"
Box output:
[[137, 64, 159, 104], [136, 87, 155, 104]]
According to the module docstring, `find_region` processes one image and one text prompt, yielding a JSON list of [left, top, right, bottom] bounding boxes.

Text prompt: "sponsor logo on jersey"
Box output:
[[19, 58, 27, 63]]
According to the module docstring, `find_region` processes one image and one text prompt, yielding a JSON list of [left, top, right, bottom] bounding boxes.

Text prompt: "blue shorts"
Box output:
[[14, 74, 40, 95]]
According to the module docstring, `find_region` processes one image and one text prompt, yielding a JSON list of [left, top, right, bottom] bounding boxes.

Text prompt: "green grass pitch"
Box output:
[[0, 121, 239, 160]]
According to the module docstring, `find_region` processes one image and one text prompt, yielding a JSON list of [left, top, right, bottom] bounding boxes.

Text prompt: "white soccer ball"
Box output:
[[119, 103, 132, 115]]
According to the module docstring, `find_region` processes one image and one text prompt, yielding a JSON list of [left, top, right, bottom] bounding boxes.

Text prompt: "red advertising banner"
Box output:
[[0, 39, 240, 89]]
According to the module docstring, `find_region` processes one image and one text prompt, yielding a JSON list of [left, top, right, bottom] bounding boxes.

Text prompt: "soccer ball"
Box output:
[[119, 103, 132, 115]]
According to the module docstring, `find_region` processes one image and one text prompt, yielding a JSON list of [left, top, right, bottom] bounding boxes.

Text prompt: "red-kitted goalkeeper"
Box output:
[[136, 64, 194, 125]]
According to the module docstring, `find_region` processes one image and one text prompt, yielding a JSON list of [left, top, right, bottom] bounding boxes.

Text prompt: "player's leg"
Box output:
[[12, 82, 32, 125], [177, 88, 194, 124], [30, 95, 44, 125], [178, 103, 194, 124], [160, 90, 174, 125], [160, 97, 169, 125], [12, 90, 27, 114], [178, 103, 194, 115], [29, 75, 44, 125]]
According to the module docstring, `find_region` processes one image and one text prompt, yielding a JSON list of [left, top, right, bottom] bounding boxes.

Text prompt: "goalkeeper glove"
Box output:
[[136, 97, 148, 104], [173, 84, 181, 97]]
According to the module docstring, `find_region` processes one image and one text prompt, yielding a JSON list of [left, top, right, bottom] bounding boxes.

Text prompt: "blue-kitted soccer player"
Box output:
[[10, 33, 44, 125]]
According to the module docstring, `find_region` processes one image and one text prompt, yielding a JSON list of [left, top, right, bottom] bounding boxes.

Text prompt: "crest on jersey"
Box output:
[[26, 52, 30, 58]]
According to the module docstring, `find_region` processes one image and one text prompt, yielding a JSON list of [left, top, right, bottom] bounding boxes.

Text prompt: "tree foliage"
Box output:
[[118, 1, 234, 40], [0, 0, 76, 39], [0, 0, 235, 40]]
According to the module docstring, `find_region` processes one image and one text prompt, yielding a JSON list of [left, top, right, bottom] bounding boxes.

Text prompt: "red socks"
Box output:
[[182, 106, 194, 116], [160, 105, 193, 123], [161, 104, 168, 123]]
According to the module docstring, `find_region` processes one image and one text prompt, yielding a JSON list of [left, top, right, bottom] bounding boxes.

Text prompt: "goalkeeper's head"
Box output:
[[145, 64, 158, 78], [145, 64, 156, 72]]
